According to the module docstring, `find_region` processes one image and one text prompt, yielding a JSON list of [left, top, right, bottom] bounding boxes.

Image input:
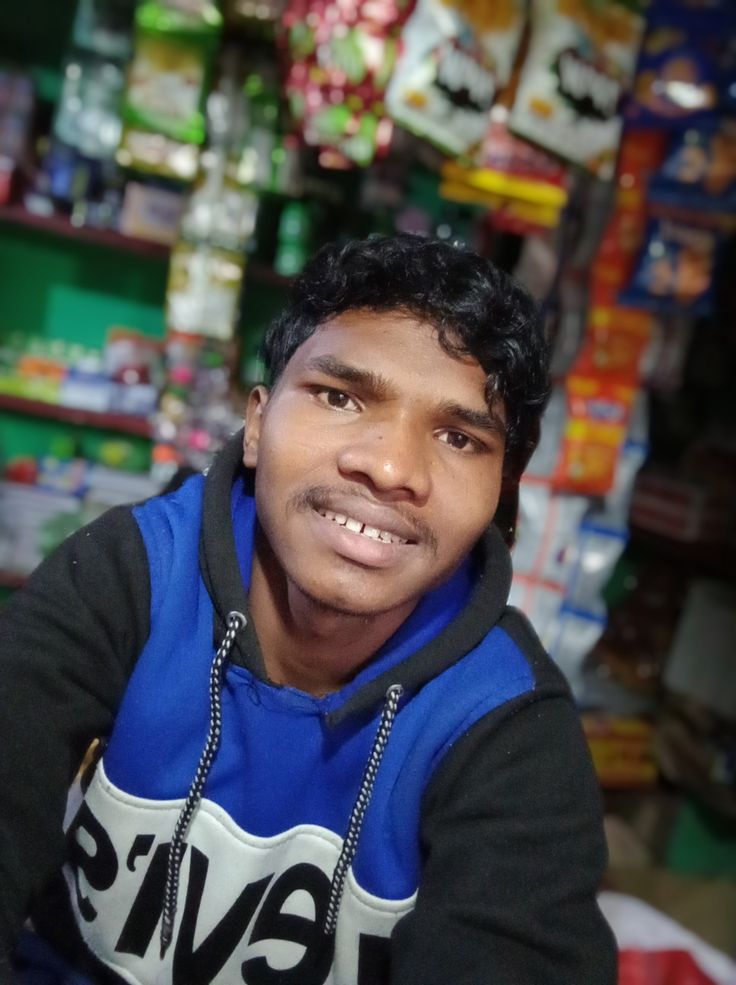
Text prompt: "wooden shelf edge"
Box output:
[[0, 204, 295, 289], [0, 204, 171, 259], [0, 393, 153, 437]]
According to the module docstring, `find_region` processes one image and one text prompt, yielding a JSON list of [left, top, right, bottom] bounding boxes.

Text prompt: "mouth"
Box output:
[[316, 509, 413, 545]]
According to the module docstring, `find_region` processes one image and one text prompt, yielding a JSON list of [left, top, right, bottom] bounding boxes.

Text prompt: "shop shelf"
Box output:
[[0, 393, 153, 437], [0, 203, 294, 286], [0, 203, 170, 260]]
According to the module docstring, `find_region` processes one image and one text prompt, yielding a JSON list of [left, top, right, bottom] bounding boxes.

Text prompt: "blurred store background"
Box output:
[[0, 0, 735, 980]]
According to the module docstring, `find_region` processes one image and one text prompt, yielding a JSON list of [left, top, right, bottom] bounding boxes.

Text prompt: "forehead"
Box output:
[[285, 309, 488, 398]]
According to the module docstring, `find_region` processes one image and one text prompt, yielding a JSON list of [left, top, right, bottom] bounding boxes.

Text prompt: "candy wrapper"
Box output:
[[509, 0, 645, 180], [282, 0, 412, 167], [385, 0, 526, 157]]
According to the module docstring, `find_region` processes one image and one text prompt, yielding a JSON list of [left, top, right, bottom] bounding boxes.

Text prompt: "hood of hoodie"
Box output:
[[199, 429, 513, 726]]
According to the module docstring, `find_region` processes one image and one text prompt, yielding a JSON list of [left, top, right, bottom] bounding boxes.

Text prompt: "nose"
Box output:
[[336, 417, 432, 503]]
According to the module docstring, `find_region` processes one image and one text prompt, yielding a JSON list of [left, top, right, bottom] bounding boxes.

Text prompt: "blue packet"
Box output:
[[626, 7, 729, 128], [649, 119, 736, 216], [619, 216, 719, 314]]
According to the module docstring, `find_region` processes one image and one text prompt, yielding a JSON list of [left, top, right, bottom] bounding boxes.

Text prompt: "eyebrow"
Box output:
[[304, 354, 506, 439], [436, 401, 507, 439], [303, 355, 392, 399]]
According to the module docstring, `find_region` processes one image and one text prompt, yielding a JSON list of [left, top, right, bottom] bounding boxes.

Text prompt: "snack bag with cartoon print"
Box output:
[[385, 0, 526, 156], [509, 0, 645, 180]]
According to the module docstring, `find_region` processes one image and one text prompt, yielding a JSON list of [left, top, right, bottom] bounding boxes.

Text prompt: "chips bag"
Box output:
[[509, 0, 645, 180], [620, 217, 720, 314], [385, 0, 526, 156], [649, 119, 736, 221], [626, 6, 731, 129]]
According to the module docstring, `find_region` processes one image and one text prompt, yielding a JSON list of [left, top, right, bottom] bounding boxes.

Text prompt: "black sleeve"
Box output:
[[390, 694, 617, 985], [0, 506, 151, 967]]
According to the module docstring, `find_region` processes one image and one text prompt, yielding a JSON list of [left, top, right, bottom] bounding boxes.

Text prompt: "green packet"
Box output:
[[122, 1, 223, 146]]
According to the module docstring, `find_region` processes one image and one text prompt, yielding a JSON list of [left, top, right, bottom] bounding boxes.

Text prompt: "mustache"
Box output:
[[288, 484, 438, 554]]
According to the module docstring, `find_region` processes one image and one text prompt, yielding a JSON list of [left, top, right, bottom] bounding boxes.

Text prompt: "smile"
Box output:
[[317, 509, 410, 545]]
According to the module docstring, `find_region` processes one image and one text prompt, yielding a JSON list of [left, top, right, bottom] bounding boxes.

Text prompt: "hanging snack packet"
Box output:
[[573, 306, 655, 383], [509, 0, 645, 180], [166, 239, 245, 340], [554, 374, 637, 496], [649, 119, 736, 220], [281, 0, 412, 168], [626, 7, 725, 129], [385, 0, 526, 157], [122, 1, 222, 147], [440, 108, 569, 233], [619, 217, 720, 314], [588, 129, 668, 308]]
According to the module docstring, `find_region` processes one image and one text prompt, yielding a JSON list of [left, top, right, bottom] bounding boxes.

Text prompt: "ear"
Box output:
[[243, 385, 270, 468]]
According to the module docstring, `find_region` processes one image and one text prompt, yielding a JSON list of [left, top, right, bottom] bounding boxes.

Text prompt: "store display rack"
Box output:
[[0, 393, 153, 437], [0, 203, 294, 287], [0, 203, 169, 260]]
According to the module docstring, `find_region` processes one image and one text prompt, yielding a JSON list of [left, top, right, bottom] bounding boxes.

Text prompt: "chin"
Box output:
[[294, 576, 411, 621]]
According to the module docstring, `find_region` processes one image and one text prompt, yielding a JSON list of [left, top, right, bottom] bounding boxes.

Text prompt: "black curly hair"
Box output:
[[262, 234, 550, 479]]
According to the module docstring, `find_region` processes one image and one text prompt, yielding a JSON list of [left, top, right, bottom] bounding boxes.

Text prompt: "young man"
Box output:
[[0, 235, 616, 985]]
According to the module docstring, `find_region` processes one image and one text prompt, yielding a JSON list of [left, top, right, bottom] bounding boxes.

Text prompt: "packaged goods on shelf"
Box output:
[[165, 237, 245, 339], [440, 110, 570, 235], [72, 0, 136, 61], [54, 56, 126, 164], [154, 333, 242, 468], [583, 715, 658, 789], [0, 481, 81, 577], [509, 0, 646, 180], [115, 1, 223, 179], [0, 70, 35, 206], [282, 0, 412, 167], [0, 330, 162, 421], [510, 384, 649, 700], [385, 0, 526, 158], [122, 1, 223, 146], [649, 119, 736, 221], [119, 180, 186, 243], [626, 5, 733, 132]]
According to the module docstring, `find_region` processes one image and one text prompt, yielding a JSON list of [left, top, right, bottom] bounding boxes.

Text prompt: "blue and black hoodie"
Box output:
[[0, 431, 616, 985]]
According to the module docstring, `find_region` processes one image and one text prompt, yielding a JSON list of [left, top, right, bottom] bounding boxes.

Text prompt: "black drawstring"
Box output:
[[324, 683, 404, 936], [159, 610, 246, 958], [158, 624, 402, 958]]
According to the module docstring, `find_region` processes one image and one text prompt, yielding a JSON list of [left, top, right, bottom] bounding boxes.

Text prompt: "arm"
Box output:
[[391, 694, 616, 985], [0, 506, 150, 968]]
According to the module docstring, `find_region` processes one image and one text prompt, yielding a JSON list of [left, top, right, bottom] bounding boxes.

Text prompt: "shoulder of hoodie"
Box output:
[[15, 473, 208, 653], [419, 605, 584, 804], [18, 501, 152, 614]]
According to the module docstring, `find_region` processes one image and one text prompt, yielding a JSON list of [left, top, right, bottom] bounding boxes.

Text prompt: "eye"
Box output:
[[314, 387, 360, 412], [437, 430, 483, 453]]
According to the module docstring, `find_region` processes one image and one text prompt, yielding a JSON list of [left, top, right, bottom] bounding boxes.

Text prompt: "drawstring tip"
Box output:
[[160, 918, 174, 960]]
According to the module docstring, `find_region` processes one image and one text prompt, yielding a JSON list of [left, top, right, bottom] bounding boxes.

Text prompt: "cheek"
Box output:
[[439, 472, 502, 544], [255, 418, 330, 497]]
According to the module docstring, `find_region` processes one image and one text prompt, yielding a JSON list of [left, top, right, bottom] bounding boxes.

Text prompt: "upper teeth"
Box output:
[[318, 509, 409, 544]]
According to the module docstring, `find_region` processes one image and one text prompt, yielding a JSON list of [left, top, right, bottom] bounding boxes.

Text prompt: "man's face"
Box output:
[[244, 310, 506, 620]]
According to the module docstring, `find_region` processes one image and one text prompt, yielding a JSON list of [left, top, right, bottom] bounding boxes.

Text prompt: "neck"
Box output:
[[248, 531, 415, 695]]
